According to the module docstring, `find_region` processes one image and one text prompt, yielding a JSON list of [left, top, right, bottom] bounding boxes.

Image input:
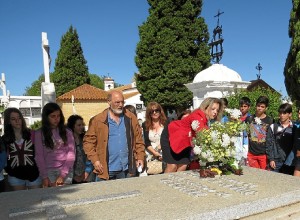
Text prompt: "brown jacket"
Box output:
[[83, 108, 145, 180]]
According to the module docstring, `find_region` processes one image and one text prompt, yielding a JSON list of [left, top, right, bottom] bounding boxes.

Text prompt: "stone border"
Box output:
[[9, 190, 141, 219]]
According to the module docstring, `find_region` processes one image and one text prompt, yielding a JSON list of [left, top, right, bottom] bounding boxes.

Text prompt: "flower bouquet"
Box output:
[[192, 109, 248, 177]]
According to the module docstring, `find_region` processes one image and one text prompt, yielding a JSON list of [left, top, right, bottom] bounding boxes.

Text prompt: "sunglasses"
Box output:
[[150, 109, 161, 114]]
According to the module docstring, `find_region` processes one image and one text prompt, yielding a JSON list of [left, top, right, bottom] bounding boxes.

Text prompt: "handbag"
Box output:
[[146, 159, 163, 175]]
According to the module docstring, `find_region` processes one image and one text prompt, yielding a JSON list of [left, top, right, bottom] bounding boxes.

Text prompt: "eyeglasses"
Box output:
[[150, 109, 161, 115]]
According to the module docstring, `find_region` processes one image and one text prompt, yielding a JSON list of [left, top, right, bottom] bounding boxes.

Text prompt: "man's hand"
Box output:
[[94, 161, 104, 174], [269, 161, 276, 169], [136, 159, 144, 169]]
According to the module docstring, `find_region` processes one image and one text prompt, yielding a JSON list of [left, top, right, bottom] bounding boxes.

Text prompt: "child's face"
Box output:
[[279, 112, 291, 123], [48, 110, 61, 128], [255, 103, 267, 116], [74, 119, 84, 135], [239, 104, 250, 115], [10, 112, 22, 129]]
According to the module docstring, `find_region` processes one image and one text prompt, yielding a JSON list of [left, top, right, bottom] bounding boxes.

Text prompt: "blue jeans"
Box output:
[[95, 170, 130, 181], [8, 175, 42, 187]]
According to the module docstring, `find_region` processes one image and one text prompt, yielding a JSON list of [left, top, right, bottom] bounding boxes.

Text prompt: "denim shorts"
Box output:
[[48, 169, 73, 185], [8, 175, 42, 187]]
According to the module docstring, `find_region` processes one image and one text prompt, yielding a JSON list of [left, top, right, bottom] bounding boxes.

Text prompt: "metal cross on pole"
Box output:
[[255, 63, 263, 79]]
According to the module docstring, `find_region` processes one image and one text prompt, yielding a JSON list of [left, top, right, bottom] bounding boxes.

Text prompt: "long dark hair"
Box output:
[[67, 114, 85, 140], [2, 108, 31, 144], [42, 102, 67, 149], [145, 102, 167, 131]]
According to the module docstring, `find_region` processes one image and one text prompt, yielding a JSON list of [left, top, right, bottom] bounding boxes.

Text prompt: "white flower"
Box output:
[[254, 117, 262, 125], [221, 134, 231, 147], [201, 151, 207, 158], [207, 157, 214, 162], [225, 108, 242, 120], [230, 136, 237, 143], [211, 130, 219, 141], [193, 145, 202, 155], [191, 120, 200, 131], [231, 109, 242, 119]]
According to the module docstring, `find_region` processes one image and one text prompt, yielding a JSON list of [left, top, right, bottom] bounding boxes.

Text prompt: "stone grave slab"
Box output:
[[1, 166, 300, 220]]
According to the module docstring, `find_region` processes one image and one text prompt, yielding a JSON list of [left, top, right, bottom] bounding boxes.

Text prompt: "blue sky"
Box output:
[[0, 0, 292, 97]]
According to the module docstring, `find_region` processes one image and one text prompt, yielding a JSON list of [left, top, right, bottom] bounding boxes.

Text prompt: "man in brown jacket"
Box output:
[[83, 91, 145, 180]]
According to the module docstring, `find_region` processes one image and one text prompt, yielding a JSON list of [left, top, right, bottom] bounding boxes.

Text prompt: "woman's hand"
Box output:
[[42, 177, 51, 188], [153, 151, 162, 161], [55, 176, 64, 186], [84, 172, 90, 181]]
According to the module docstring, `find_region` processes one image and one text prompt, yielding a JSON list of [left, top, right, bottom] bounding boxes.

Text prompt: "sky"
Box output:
[[0, 0, 293, 97]]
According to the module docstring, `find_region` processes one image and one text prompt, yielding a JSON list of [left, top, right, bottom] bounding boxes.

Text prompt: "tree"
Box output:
[[135, 0, 211, 112], [24, 74, 45, 96], [52, 26, 90, 97], [89, 74, 104, 89], [25, 73, 103, 96], [284, 1, 300, 105]]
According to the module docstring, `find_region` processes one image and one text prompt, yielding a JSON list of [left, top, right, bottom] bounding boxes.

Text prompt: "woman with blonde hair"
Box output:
[[166, 97, 224, 170], [142, 102, 167, 174]]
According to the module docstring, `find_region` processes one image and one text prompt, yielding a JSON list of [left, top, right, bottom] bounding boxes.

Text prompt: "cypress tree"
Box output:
[[52, 26, 90, 96], [284, 0, 300, 103], [135, 0, 211, 112]]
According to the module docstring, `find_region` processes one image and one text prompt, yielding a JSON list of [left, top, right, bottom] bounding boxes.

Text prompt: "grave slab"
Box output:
[[1, 167, 300, 220]]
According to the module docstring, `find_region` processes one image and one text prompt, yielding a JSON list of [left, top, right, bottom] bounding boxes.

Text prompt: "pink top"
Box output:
[[168, 109, 208, 154], [34, 128, 75, 179]]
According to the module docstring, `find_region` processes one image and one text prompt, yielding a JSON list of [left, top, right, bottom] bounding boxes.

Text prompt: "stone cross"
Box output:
[[42, 32, 51, 83], [41, 32, 56, 106], [0, 73, 10, 108]]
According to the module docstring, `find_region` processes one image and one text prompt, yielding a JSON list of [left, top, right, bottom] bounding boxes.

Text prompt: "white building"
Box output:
[[0, 95, 42, 127], [185, 63, 251, 109]]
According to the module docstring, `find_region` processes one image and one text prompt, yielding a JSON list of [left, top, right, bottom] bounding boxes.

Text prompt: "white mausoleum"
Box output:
[[185, 63, 251, 109]]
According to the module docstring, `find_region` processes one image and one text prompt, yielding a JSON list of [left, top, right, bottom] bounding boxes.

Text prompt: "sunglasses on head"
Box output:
[[150, 109, 161, 114]]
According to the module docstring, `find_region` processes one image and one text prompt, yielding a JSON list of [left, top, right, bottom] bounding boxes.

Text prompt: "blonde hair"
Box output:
[[198, 97, 224, 121]]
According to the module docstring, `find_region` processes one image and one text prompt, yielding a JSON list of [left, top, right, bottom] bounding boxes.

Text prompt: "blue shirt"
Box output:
[[107, 113, 128, 172], [221, 115, 229, 123]]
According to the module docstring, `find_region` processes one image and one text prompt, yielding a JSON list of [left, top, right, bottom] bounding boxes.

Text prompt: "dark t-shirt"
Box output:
[[5, 139, 39, 181], [246, 115, 274, 155]]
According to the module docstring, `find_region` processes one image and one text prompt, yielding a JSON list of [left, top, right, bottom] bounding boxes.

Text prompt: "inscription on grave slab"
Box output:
[[160, 172, 258, 198]]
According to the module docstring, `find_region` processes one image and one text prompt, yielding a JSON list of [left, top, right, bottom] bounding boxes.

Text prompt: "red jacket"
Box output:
[[168, 109, 208, 154]]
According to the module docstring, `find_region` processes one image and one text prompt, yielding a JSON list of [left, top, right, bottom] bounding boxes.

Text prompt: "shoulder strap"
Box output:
[[272, 123, 278, 135], [246, 115, 254, 123]]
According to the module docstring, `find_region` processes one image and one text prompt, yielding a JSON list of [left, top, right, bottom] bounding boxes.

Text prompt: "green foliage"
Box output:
[[24, 74, 44, 96], [226, 87, 282, 121], [284, 1, 300, 103], [30, 120, 42, 130], [89, 74, 104, 89], [114, 82, 124, 88], [52, 26, 90, 97], [135, 0, 211, 112], [25, 73, 102, 96]]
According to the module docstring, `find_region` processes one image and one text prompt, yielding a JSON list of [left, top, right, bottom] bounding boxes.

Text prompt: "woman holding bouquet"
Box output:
[[166, 97, 224, 170]]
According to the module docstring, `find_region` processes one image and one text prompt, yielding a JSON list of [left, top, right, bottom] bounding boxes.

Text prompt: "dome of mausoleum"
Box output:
[[193, 64, 242, 83]]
